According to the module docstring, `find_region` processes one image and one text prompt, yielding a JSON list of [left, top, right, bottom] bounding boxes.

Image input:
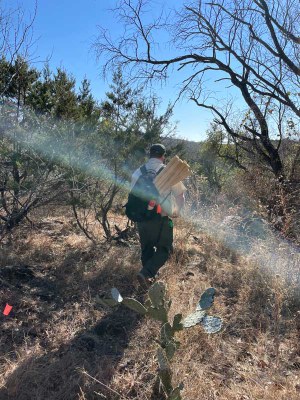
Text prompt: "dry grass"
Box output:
[[0, 206, 300, 399]]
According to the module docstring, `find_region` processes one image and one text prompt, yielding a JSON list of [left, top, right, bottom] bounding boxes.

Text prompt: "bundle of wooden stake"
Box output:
[[154, 155, 191, 195]]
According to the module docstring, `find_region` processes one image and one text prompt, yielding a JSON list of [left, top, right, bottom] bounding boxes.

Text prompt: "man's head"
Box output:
[[149, 143, 166, 159]]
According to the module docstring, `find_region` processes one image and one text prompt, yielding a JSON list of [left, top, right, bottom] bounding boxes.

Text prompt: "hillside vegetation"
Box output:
[[1, 205, 300, 399], [1, 1, 300, 398]]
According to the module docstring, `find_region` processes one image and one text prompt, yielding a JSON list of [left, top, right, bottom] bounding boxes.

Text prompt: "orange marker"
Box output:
[[3, 304, 12, 316]]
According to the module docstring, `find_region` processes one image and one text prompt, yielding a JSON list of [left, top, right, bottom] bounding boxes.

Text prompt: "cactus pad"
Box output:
[[149, 282, 166, 308], [161, 323, 178, 360], [161, 323, 173, 344], [95, 295, 119, 308], [111, 288, 123, 303], [147, 306, 168, 323], [169, 386, 182, 400], [182, 310, 206, 328], [172, 314, 183, 332], [157, 347, 173, 395], [196, 287, 215, 311], [122, 298, 147, 314], [165, 341, 177, 360], [201, 315, 223, 333]]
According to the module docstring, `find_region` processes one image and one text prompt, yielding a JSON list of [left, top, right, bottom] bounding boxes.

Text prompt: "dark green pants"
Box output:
[[137, 216, 173, 278]]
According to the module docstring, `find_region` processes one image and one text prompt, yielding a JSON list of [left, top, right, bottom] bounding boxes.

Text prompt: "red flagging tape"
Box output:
[[3, 304, 13, 315]]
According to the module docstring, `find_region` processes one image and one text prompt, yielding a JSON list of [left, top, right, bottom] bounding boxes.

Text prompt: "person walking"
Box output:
[[130, 143, 185, 290]]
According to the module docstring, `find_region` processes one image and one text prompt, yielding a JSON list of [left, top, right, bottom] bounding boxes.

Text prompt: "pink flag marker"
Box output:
[[3, 304, 12, 316]]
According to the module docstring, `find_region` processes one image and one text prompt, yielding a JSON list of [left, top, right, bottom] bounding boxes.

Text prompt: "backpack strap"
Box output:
[[156, 166, 165, 176], [140, 165, 164, 176], [140, 165, 147, 175]]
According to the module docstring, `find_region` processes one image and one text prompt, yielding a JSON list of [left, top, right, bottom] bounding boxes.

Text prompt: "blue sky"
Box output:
[[5, 0, 216, 141]]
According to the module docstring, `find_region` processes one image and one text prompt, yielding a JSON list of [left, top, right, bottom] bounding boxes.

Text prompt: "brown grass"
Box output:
[[0, 206, 300, 399]]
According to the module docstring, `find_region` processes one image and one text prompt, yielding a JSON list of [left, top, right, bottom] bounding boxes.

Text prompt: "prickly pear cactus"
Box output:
[[182, 287, 223, 333], [95, 283, 223, 399]]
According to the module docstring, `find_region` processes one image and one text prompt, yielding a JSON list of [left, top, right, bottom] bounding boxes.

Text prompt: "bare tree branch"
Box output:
[[95, 0, 300, 179]]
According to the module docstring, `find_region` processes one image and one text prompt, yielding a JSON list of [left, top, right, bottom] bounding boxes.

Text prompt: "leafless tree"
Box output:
[[0, 0, 37, 97], [95, 0, 300, 180], [0, 113, 70, 240], [0, 1, 45, 239]]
